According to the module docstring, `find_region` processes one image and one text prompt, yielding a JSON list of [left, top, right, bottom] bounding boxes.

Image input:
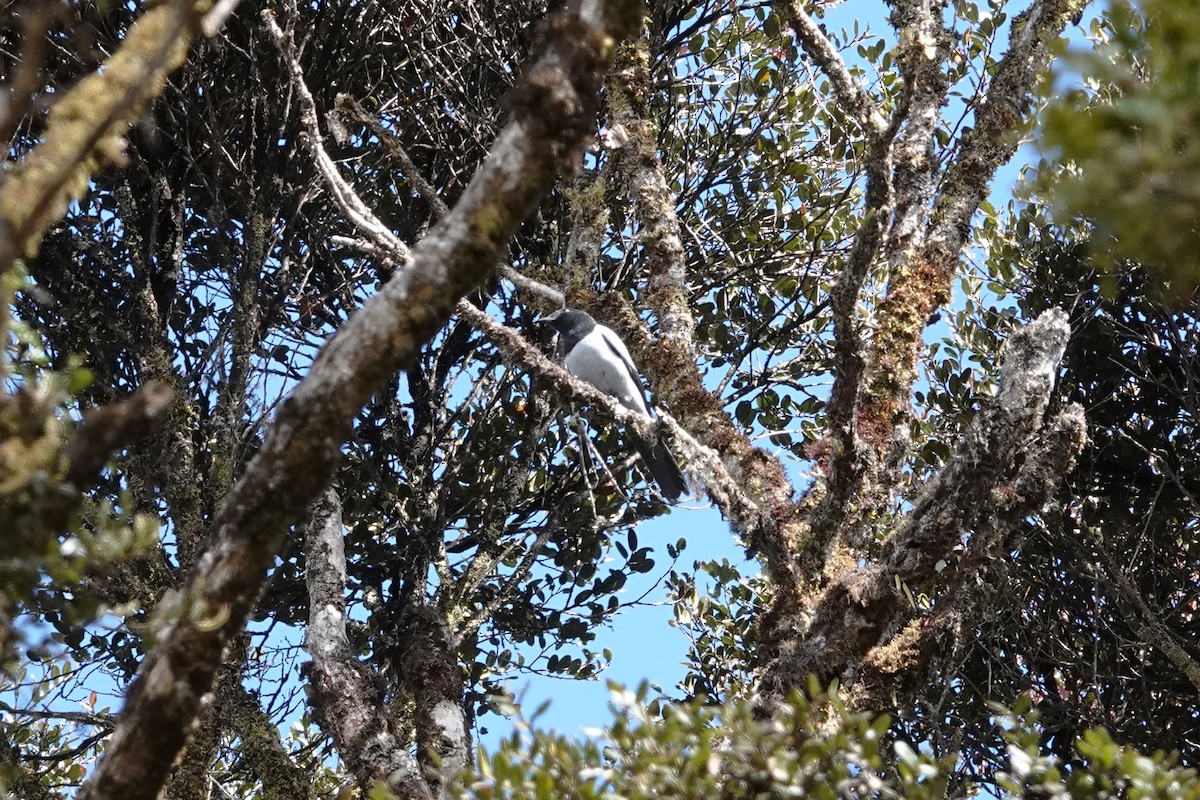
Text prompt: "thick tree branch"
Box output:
[[759, 310, 1086, 700], [776, 0, 888, 136], [598, 35, 806, 604], [848, 407, 1087, 713], [857, 0, 1087, 472], [795, 117, 900, 576], [397, 605, 470, 800], [303, 490, 427, 798], [0, 0, 240, 267], [76, 2, 641, 796], [609, 40, 694, 353], [856, 0, 950, 462], [65, 382, 175, 487]]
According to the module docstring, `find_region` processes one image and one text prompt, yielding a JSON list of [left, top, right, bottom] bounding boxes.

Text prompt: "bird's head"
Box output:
[[537, 308, 595, 337]]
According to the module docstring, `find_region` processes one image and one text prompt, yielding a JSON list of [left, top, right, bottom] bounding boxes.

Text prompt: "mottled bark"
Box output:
[[602, 35, 807, 607], [303, 490, 427, 798], [777, 0, 900, 577], [848, 413, 1087, 713], [0, 0, 240, 267], [857, 0, 1089, 491], [398, 606, 469, 799], [76, 2, 641, 797], [759, 310, 1086, 700], [221, 685, 314, 800], [747, 0, 1090, 704]]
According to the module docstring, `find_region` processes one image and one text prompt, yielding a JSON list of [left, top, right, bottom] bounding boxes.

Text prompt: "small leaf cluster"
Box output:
[[462, 681, 945, 800], [458, 683, 1200, 800]]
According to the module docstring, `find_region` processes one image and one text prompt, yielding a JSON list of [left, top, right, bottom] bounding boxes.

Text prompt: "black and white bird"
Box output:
[[539, 309, 687, 502]]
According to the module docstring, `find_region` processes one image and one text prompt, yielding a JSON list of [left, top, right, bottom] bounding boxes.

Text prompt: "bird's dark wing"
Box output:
[[635, 438, 686, 501]]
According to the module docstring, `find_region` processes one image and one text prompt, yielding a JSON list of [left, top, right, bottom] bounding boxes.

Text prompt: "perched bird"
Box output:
[[539, 309, 686, 502]]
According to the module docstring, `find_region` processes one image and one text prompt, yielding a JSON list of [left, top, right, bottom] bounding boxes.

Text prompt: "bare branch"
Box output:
[[335, 95, 451, 218], [268, 13, 411, 263]]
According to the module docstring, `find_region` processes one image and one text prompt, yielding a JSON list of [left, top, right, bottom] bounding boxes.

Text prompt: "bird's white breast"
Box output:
[[564, 329, 651, 416]]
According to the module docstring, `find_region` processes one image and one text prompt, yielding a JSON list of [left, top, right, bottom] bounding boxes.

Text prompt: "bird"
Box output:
[[538, 308, 687, 502]]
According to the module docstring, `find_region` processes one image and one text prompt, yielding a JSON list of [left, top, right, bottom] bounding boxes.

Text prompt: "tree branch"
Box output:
[[221, 684, 315, 800], [926, 0, 1090, 254], [1089, 524, 1200, 697], [759, 310, 1086, 700], [597, 35, 807, 607], [302, 490, 427, 798], [76, 1, 642, 795], [0, 0, 241, 267], [332, 94, 565, 308], [847, 406, 1087, 713], [269, 11, 410, 263], [857, 0, 1087, 472], [65, 382, 175, 488], [776, 0, 888, 135]]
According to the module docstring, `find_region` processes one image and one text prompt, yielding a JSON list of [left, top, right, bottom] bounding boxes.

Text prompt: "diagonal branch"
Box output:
[[1088, 524, 1200, 697], [848, 405, 1087, 714], [76, 1, 642, 796], [776, 0, 888, 136], [927, 0, 1091, 254], [271, 15, 410, 262], [335, 91, 565, 307], [456, 301, 764, 528], [0, 0, 241, 267], [598, 35, 806, 606]]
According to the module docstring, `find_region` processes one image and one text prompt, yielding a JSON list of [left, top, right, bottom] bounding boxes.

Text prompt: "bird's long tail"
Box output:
[[636, 439, 686, 502]]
